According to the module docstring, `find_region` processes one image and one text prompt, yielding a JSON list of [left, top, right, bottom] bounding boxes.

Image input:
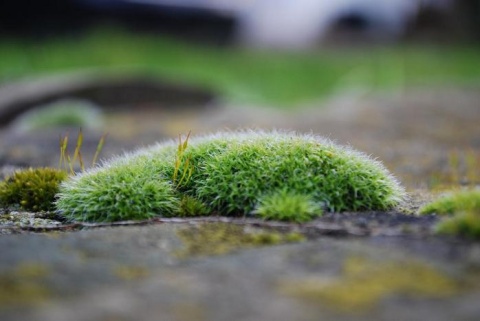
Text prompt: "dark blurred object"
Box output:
[[0, 0, 234, 44], [0, 1, 94, 36], [0, 72, 217, 127], [0, 0, 478, 46], [406, 0, 480, 42], [457, 0, 480, 41], [73, 0, 235, 44]]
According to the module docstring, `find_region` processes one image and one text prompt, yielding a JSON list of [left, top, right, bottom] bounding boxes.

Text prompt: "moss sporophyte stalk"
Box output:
[[0, 129, 106, 213], [55, 131, 405, 222]]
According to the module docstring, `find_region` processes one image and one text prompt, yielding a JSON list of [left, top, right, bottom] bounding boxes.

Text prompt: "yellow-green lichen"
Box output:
[[0, 212, 62, 228], [280, 257, 460, 313], [113, 265, 150, 281], [175, 222, 305, 257], [0, 262, 51, 308]]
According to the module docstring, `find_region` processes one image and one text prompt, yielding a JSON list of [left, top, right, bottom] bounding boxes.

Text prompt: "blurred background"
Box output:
[[1, 0, 479, 101], [0, 0, 479, 189]]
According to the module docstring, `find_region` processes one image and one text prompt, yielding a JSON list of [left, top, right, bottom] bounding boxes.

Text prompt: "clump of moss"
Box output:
[[419, 189, 480, 240], [56, 164, 180, 222], [178, 195, 210, 217], [56, 131, 405, 222], [254, 189, 323, 222], [435, 211, 480, 240], [0, 168, 68, 211]]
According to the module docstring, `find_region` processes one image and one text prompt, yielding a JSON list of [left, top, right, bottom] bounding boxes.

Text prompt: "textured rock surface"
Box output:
[[1, 84, 480, 320], [1, 223, 480, 321]]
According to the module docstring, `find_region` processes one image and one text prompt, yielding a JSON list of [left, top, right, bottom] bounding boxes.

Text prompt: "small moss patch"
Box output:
[[175, 222, 305, 257], [420, 189, 480, 240], [435, 211, 480, 240], [0, 168, 68, 212], [178, 196, 210, 217], [56, 131, 405, 222], [254, 190, 323, 223], [280, 257, 459, 313], [419, 189, 480, 215]]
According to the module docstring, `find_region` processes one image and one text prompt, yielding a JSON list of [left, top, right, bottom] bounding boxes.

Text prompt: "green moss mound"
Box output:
[[56, 163, 180, 222], [420, 189, 480, 240], [56, 131, 405, 222], [0, 168, 68, 211]]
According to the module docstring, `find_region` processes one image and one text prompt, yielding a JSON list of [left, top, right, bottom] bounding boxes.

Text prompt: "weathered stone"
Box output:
[[0, 223, 479, 321]]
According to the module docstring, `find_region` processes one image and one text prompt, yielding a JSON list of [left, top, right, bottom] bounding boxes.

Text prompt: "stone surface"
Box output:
[[1, 83, 480, 320], [1, 222, 480, 321]]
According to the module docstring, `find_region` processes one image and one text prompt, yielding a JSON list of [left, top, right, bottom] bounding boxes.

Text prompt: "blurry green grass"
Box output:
[[0, 27, 479, 107]]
